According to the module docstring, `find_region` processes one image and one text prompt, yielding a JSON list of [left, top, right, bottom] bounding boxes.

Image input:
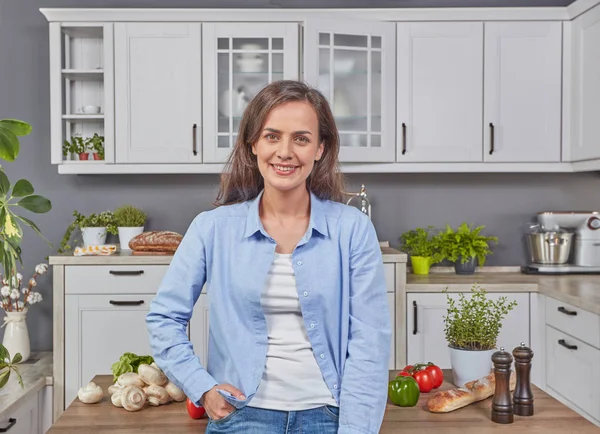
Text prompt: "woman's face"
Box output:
[[252, 101, 324, 196]]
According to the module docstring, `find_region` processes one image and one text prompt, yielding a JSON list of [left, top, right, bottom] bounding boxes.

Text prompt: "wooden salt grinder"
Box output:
[[513, 342, 534, 416], [491, 347, 514, 424]]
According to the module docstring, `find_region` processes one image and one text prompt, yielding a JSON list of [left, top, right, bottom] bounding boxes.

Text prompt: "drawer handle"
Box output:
[[557, 306, 577, 316], [413, 301, 418, 335], [0, 418, 16, 432], [558, 339, 578, 350], [109, 300, 145, 306], [109, 270, 144, 276], [489, 122, 495, 155]]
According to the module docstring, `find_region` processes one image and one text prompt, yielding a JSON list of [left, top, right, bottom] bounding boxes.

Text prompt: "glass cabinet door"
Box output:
[[304, 19, 396, 163], [202, 23, 299, 163]]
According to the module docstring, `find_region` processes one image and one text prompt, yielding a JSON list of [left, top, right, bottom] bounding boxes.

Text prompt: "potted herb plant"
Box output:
[[399, 226, 443, 275], [114, 205, 147, 251], [443, 286, 517, 387], [437, 223, 498, 275], [87, 133, 104, 161], [58, 210, 118, 253], [63, 134, 88, 160]]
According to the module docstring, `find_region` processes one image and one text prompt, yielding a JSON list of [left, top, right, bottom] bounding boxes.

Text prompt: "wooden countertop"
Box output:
[[48, 372, 597, 433], [407, 271, 600, 316]]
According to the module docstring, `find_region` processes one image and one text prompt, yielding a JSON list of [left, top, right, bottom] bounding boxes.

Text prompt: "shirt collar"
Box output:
[[243, 189, 329, 239]]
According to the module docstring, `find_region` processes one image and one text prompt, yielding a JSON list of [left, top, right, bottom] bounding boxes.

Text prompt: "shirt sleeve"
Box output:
[[338, 212, 392, 434], [146, 212, 217, 405]]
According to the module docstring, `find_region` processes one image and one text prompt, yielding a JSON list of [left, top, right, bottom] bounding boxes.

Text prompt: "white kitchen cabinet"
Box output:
[[484, 22, 562, 163], [202, 23, 299, 163], [0, 389, 39, 434], [114, 23, 202, 163], [568, 4, 600, 162], [406, 292, 530, 369], [189, 293, 210, 368], [304, 18, 397, 163], [65, 294, 156, 406], [544, 297, 600, 425], [396, 22, 483, 162]]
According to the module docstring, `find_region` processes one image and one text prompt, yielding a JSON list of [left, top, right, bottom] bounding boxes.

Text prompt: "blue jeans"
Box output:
[[205, 405, 339, 433]]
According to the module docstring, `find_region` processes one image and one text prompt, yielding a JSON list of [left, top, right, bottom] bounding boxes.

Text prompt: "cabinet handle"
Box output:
[[557, 306, 577, 316], [0, 419, 16, 433], [109, 270, 144, 276], [412, 300, 418, 335], [558, 339, 578, 350], [192, 123, 198, 156], [109, 300, 144, 306], [402, 123, 407, 155], [489, 123, 495, 155]]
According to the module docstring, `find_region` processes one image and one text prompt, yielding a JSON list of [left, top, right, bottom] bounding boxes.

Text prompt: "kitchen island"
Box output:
[[48, 371, 597, 433]]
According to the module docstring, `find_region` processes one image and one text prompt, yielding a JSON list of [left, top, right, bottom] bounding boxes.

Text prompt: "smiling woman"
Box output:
[[146, 80, 391, 434]]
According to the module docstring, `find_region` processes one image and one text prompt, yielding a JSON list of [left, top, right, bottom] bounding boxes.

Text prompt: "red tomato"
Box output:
[[186, 398, 207, 419], [425, 365, 444, 389], [402, 365, 413, 372], [412, 370, 434, 393], [396, 371, 411, 377]]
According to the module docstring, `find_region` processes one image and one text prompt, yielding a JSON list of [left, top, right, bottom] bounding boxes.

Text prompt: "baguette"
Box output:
[[128, 231, 183, 252], [427, 371, 516, 413]]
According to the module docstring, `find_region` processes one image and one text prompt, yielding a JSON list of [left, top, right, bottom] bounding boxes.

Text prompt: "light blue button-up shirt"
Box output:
[[146, 190, 391, 434]]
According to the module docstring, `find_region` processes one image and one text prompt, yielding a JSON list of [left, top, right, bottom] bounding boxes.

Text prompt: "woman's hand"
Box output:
[[200, 384, 246, 420]]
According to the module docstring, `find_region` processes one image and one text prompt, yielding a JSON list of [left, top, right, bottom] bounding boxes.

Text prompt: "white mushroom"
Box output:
[[138, 363, 167, 386], [108, 384, 123, 396], [111, 389, 124, 407], [117, 372, 145, 388], [121, 385, 147, 412], [77, 381, 104, 404], [143, 384, 172, 406], [164, 381, 186, 402]]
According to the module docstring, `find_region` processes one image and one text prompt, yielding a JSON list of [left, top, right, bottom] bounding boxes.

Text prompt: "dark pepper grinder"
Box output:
[[491, 347, 514, 424], [513, 342, 534, 416]]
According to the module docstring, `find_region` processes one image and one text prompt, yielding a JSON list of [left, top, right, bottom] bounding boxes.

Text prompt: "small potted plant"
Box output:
[[114, 205, 147, 251], [443, 286, 517, 387], [438, 223, 498, 275], [87, 133, 105, 161], [59, 210, 118, 253], [63, 134, 88, 160], [399, 226, 443, 275]]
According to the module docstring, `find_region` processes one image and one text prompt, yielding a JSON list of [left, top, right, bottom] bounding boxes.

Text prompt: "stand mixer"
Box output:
[[522, 211, 600, 274]]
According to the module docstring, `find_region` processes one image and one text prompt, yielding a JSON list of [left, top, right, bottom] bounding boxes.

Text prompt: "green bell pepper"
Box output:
[[388, 375, 420, 407]]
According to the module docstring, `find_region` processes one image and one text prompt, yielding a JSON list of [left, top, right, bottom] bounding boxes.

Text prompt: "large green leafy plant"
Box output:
[[399, 226, 443, 263], [443, 286, 517, 351], [0, 119, 52, 389], [437, 222, 498, 266]]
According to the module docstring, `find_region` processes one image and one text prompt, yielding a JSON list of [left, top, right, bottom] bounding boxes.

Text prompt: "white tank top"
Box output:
[[248, 253, 338, 411]]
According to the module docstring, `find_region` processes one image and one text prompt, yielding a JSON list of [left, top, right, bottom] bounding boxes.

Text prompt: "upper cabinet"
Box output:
[[202, 23, 299, 163], [396, 22, 483, 162], [568, 4, 600, 162], [114, 23, 202, 164], [483, 22, 562, 163], [304, 19, 396, 163]]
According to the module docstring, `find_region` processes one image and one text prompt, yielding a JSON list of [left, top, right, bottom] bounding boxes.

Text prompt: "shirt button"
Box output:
[[320, 354, 325, 359], [310, 323, 315, 328], [333, 384, 338, 389], [303, 291, 309, 297], [297, 260, 303, 266]]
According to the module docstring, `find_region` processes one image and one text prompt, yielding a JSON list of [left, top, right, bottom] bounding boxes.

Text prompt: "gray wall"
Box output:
[[0, 0, 591, 352]]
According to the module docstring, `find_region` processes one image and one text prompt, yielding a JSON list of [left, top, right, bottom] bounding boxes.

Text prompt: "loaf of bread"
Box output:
[[128, 231, 183, 252], [427, 371, 516, 413]]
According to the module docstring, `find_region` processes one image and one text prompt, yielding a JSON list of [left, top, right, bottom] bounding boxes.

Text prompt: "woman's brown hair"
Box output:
[[215, 80, 345, 206]]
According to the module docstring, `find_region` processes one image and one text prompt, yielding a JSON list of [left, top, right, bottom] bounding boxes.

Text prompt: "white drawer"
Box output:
[[65, 265, 169, 294], [546, 297, 600, 349], [546, 325, 600, 421], [384, 263, 395, 293]]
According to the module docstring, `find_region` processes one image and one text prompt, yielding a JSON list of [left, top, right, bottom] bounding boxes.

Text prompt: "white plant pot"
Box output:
[[118, 226, 144, 250], [82, 227, 107, 246], [449, 346, 496, 387], [2, 309, 30, 363]]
